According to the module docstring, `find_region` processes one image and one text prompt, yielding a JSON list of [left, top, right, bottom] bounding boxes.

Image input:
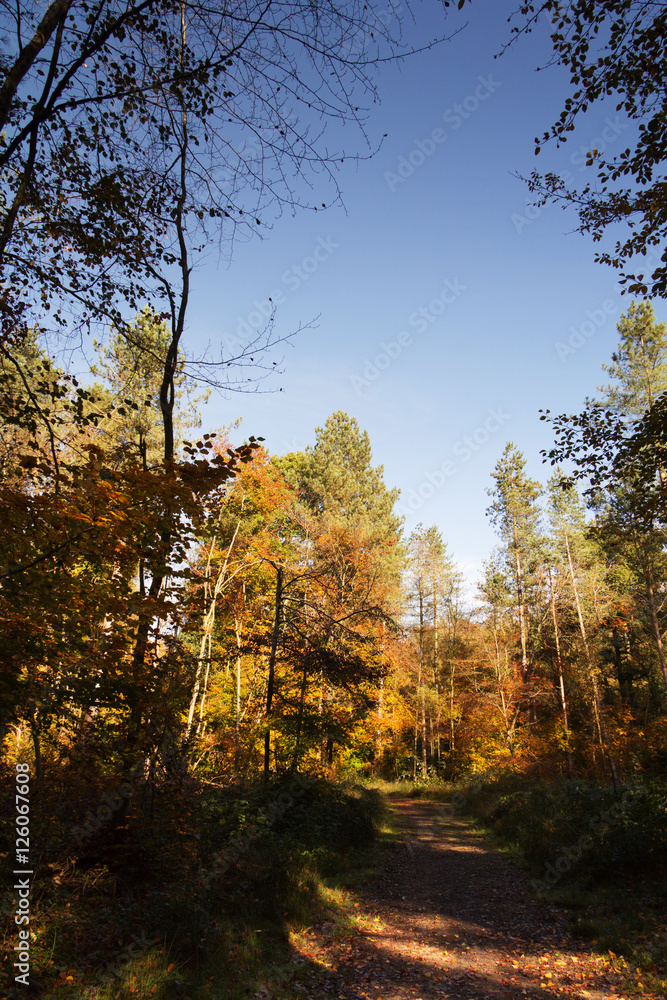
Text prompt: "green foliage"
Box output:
[[93, 306, 208, 466], [599, 301, 667, 419], [464, 774, 667, 878], [406, 523, 462, 628], [279, 410, 404, 584], [486, 441, 542, 544], [200, 774, 383, 870]]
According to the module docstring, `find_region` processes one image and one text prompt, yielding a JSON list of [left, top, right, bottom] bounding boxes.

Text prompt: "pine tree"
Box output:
[[93, 306, 207, 468], [486, 443, 543, 682], [598, 300, 667, 422], [279, 410, 403, 587]]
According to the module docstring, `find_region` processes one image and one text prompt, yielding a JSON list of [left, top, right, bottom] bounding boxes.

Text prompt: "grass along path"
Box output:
[[285, 798, 656, 1000]]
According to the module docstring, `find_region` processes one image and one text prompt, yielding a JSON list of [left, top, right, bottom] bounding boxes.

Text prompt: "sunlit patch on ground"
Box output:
[[285, 800, 661, 1000]]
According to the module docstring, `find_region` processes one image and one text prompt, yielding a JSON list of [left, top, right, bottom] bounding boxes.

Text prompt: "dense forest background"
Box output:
[[5, 299, 667, 792]]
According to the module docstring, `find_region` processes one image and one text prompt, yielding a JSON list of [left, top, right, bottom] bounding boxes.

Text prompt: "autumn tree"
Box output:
[[276, 411, 403, 767], [404, 524, 462, 775], [406, 525, 437, 778], [183, 425, 401, 778], [184, 444, 300, 775], [0, 335, 252, 773]]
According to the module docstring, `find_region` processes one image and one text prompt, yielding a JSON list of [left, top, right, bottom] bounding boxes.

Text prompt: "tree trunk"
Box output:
[[0, 0, 73, 135], [548, 567, 573, 778], [432, 578, 440, 768], [421, 696, 427, 778], [27, 703, 42, 782], [376, 674, 384, 773], [641, 549, 667, 689], [291, 660, 308, 772], [126, 27, 191, 771], [264, 565, 283, 780], [413, 707, 418, 780], [512, 514, 530, 681], [186, 522, 240, 742], [563, 531, 619, 790], [449, 660, 456, 751]]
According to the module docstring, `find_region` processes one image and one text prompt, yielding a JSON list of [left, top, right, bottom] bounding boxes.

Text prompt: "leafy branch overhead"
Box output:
[[509, 1, 667, 296], [0, 0, 456, 346]]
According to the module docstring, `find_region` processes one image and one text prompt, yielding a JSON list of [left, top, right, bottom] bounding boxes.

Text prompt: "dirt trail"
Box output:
[[292, 798, 647, 1000]]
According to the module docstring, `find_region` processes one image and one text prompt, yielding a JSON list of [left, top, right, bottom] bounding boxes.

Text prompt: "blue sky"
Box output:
[[181, 0, 665, 587]]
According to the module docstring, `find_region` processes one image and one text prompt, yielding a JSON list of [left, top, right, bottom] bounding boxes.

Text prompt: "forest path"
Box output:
[[290, 798, 644, 1000]]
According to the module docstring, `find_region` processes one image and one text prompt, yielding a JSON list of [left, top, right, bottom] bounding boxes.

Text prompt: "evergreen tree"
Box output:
[[304, 411, 400, 524], [597, 300, 667, 422], [589, 302, 667, 694], [279, 410, 403, 585], [486, 443, 543, 681], [93, 306, 207, 467]]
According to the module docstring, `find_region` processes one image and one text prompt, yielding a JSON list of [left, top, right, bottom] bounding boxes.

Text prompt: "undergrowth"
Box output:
[[444, 768, 667, 984], [0, 772, 385, 999]]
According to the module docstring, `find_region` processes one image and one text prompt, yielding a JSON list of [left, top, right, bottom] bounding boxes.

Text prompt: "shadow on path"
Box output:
[[291, 798, 642, 1000]]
